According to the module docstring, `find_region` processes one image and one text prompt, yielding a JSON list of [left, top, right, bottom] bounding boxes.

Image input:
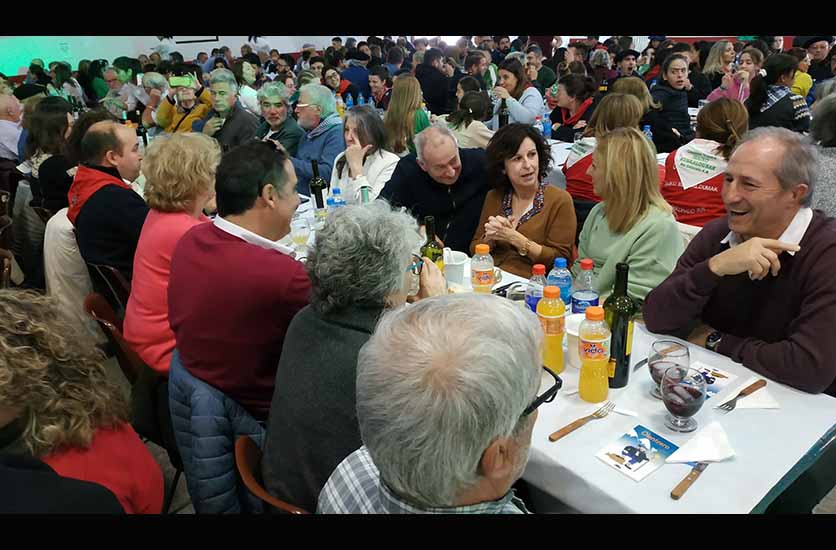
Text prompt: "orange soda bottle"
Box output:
[[537, 285, 565, 374], [578, 306, 611, 403]]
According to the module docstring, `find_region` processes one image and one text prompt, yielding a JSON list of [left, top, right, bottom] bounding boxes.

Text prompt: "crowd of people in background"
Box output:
[[1, 33, 836, 515]]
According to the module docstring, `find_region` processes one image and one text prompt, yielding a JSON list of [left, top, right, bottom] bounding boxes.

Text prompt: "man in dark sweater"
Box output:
[[644, 127, 836, 397], [415, 48, 452, 116], [168, 142, 310, 420], [67, 120, 148, 280], [379, 126, 489, 253], [804, 36, 834, 82], [193, 68, 259, 152]]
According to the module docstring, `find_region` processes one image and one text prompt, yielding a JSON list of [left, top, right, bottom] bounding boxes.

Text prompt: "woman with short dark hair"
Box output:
[[549, 74, 597, 142], [470, 123, 576, 277], [746, 53, 811, 132], [650, 54, 696, 152]]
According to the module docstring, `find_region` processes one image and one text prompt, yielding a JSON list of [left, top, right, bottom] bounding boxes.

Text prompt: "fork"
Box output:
[[715, 380, 767, 413], [549, 402, 615, 442]]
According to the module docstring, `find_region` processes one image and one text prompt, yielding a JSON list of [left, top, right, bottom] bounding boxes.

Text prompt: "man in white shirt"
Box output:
[[0, 95, 23, 161]]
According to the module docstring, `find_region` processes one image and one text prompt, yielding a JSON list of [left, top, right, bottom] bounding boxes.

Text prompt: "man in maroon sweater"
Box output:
[[168, 142, 310, 420], [644, 127, 836, 397]]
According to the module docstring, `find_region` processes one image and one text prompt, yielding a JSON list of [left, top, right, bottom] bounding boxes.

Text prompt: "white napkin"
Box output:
[[715, 376, 780, 410], [666, 421, 735, 464]]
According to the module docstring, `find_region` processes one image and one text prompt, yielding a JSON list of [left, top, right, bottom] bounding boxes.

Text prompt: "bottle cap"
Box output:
[[543, 286, 559, 299], [532, 264, 545, 276], [555, 257, 567, 268], [475, 244, 490, 255], [585, 306, 605, 321], [580, 258, 594, 270]]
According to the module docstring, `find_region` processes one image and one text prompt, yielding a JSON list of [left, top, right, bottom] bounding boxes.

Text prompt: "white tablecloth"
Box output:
[[523, 323, 836, 514]]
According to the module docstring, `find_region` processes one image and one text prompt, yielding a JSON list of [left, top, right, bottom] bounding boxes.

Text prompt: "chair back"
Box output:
[[0, 215, 11, 251], [83, 292, 139, 384], [676, 221, 702, 248], [234, 436, 310, 515], [86, 263, 132, 318], [32, 207, 54, 225], [0, 249, 12, 289], [0, 190, 10, 217]]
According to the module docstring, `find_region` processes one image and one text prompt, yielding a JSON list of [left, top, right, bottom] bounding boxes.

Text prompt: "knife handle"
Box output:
[[670, 467, 704, 500], [739, 379, 767, 397]]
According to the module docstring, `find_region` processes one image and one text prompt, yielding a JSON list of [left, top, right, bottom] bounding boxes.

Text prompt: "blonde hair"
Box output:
[[703, 40, 733, 77], [0, 290, 129, 457], [595, 127, 672, 233], [584, 93, 644, 138], [384, 74, 423, 154], [610, 76, 661, 112], [143, 133, 221, 212]]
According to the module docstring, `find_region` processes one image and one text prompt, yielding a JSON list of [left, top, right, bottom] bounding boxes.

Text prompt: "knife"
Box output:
[[670, 462, 708, 500]]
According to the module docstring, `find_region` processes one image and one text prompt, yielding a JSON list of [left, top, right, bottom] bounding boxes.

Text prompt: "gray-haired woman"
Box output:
[[255, 82, 303, 156], [811, 94, 836, 217], [260, 201, 446, 513], [330, 105, 401, 203], [140, 72, 169, 135]]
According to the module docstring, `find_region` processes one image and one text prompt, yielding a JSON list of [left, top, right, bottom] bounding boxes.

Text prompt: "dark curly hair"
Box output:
[[485, 123, 553, 192]]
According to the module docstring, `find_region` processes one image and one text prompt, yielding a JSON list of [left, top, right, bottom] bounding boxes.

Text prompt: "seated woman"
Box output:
[[123, 133, 221, 374], [384, 74, 430, 157], [439, 91, 494, 149], [261, 201, 447, 514], [155, 72, 212, 134], [231, 59, 260, 115], [0, 289, 164, 514], [255, 82, 303, 156], [649, 54, 696, 153], [576, 127, 684, 301], [746, 53, 811, 133], [139, 72, 169, 137], [470, 123, 576, 278], [786, 47, 814, 100], [562, 93, 648, 240], [454, 75, 483, 108], [330, 105, 400, 203], [707, 47, 763, 103], [323, 67, 359, 106], [548, 74, 597, 142], [489, 58, 544, 129], [51, 62, 87, 105], [25, 97, 74, 213], [661, 98, 749, 227]]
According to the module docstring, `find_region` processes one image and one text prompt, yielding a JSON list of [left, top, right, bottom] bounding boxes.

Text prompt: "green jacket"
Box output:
[[407, 109, 431, 155], [256, 115, 304, 157], [574, 203, 685, 302], [535, 65, 557, 91]]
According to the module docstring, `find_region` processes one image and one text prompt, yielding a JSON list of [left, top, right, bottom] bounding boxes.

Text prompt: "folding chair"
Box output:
[[234, 436, 310, 515]]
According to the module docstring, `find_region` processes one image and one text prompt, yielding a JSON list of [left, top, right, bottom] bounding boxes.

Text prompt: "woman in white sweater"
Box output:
[[439, 91, 494, 149], [489, 58, 544, 129], [330, 105, 400, 203]]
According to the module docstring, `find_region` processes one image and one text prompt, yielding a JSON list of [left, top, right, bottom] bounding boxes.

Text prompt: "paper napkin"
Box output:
[[715, 376, 780, 410], [666, 421, 735, 464]]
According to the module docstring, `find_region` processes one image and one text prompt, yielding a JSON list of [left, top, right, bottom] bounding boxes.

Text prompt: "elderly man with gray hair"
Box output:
[[262, 201, 447, 513], [194, 68, 259, 152], [318, 292, 554, 514], [379, 124, 489, 253], [288, 83, 345, 194], [255, 82, 303, 156]]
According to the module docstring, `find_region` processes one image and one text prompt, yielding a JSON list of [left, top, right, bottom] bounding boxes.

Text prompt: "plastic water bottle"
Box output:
[[358, 93, 366, 105], [642, 124, 654, 142], [525, 264, 547, 312], [346, 96, 354, 109], [330, 187, 346, 209], [542, 116, 552, 139], [571, 258, 599, 314], [547, 258, 573, 306]]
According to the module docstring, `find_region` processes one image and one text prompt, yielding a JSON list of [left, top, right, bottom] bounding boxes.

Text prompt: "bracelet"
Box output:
[[519, 239, 532, 257]]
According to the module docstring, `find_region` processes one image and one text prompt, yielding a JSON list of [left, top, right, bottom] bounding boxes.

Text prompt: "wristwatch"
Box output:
[[519, 239, 532, 257], [706, 331, 723, 352]]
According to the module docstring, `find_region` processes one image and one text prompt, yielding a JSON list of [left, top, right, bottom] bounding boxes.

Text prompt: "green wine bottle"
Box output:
[[498, 98, 510, 128], [604, 262, 638, 389], [420, 216, 444, 272]]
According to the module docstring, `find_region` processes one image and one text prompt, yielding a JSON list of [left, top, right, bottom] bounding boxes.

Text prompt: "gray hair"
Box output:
[[356, 293, 542, 508], [209, 67, 239, 94], [414, 124, 458, 162], [299, 83, 337, 118], [737, 126, 820, 206], [814, 79, 836, 102], [256, 81, 289, 104], [590, 49, 611, 69], [505, 51, 526, 64], [141, 72, 168, 91], [307, 201, 421, 315], [811, 95, 836, 147]]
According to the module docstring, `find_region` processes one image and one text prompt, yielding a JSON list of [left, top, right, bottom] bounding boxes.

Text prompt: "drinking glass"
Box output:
[[290, 217, 311, 253], [648, 340, 689, 399], [661, 366, 706, 433]]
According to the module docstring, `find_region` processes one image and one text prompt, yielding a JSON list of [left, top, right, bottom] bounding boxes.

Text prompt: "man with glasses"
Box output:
[[288, 84, 345, 194], [255, 82, 303, 156], [804, 36, 834, 82], [194, 68, 259, 152], [318, 293, 558, 514]]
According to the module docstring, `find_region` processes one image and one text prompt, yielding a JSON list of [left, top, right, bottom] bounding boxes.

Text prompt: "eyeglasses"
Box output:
[[295, 103, 318, 110], [521, 367, 563, 417], [406, 253, 423, 276]]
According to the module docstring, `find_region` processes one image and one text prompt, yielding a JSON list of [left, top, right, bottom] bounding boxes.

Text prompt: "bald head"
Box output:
[[81, 121, 143, 181], [0, 94, 22, 123], [415, 126, 462, 186]]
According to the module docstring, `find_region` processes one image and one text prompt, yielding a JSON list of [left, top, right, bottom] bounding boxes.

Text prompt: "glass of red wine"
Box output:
[[661, 366, 706, 433], [648, 340, 690, 399]]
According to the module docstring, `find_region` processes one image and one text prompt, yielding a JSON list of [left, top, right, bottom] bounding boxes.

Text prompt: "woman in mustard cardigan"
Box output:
[[470, 123, 576, 278]]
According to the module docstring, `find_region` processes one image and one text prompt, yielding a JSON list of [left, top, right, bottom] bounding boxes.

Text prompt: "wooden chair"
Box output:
[[86, 262, 132, 318], [84, 293, 136, 381], [0, 249, 12, 289], [234, 436, 310, 515]]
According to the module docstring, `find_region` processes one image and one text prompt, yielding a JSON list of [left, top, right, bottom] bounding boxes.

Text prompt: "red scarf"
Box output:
[[559, 97, 594, 126], [67, 165, 131, 225], [338, 79, 351, 95]]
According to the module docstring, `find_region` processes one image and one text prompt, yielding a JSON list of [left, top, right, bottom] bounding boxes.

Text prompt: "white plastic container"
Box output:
[[565, 313, 586, 369]]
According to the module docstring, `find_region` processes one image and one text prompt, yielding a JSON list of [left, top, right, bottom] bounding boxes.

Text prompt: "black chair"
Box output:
[[86, 262, 132, 319], [0, 248, 12, 289], [0, 190, 10, 218], [0, 215, 11, 252], [32, 206, 54, 225]]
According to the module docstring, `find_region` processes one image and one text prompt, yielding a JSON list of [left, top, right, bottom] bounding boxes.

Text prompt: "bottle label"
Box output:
[[571, 296, 599, 313], [580, 337, 610, 361], [538, 313, 565, 336], [525, 295, 541, 313], [625, 320, 634, 357], [471, 268, 495, 288]]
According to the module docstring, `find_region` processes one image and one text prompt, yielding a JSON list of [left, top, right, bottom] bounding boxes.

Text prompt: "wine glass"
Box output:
[[648, 340, 689, 399], [661, 366, 706, 433], [290, 217, 311, 254]]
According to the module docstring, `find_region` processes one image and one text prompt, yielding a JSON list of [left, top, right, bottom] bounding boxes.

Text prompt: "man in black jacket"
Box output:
[[804, 36, 834, 82], [379, 126, 489, 253], [415, 48, 452, 115]]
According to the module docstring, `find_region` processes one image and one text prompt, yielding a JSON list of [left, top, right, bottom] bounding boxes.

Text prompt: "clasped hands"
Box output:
[[483, 215, 521, 247]]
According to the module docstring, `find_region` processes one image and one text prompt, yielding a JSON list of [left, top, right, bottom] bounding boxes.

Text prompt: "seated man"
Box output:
[[379, 125, 489, 253], [318, 293, 547, 514], [167, 142, 310, 421], [67, 120, 148, 279], [644, 127, 836, 396], [193, 68, 259, 152], [290, 84, 345, 195], [0, 94, 22, 162], [255, 82, 303, 156]]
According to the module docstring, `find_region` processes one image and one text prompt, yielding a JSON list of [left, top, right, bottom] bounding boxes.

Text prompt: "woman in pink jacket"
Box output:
[[707, 47, 764, 104], [123, 133, 221, 373]]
